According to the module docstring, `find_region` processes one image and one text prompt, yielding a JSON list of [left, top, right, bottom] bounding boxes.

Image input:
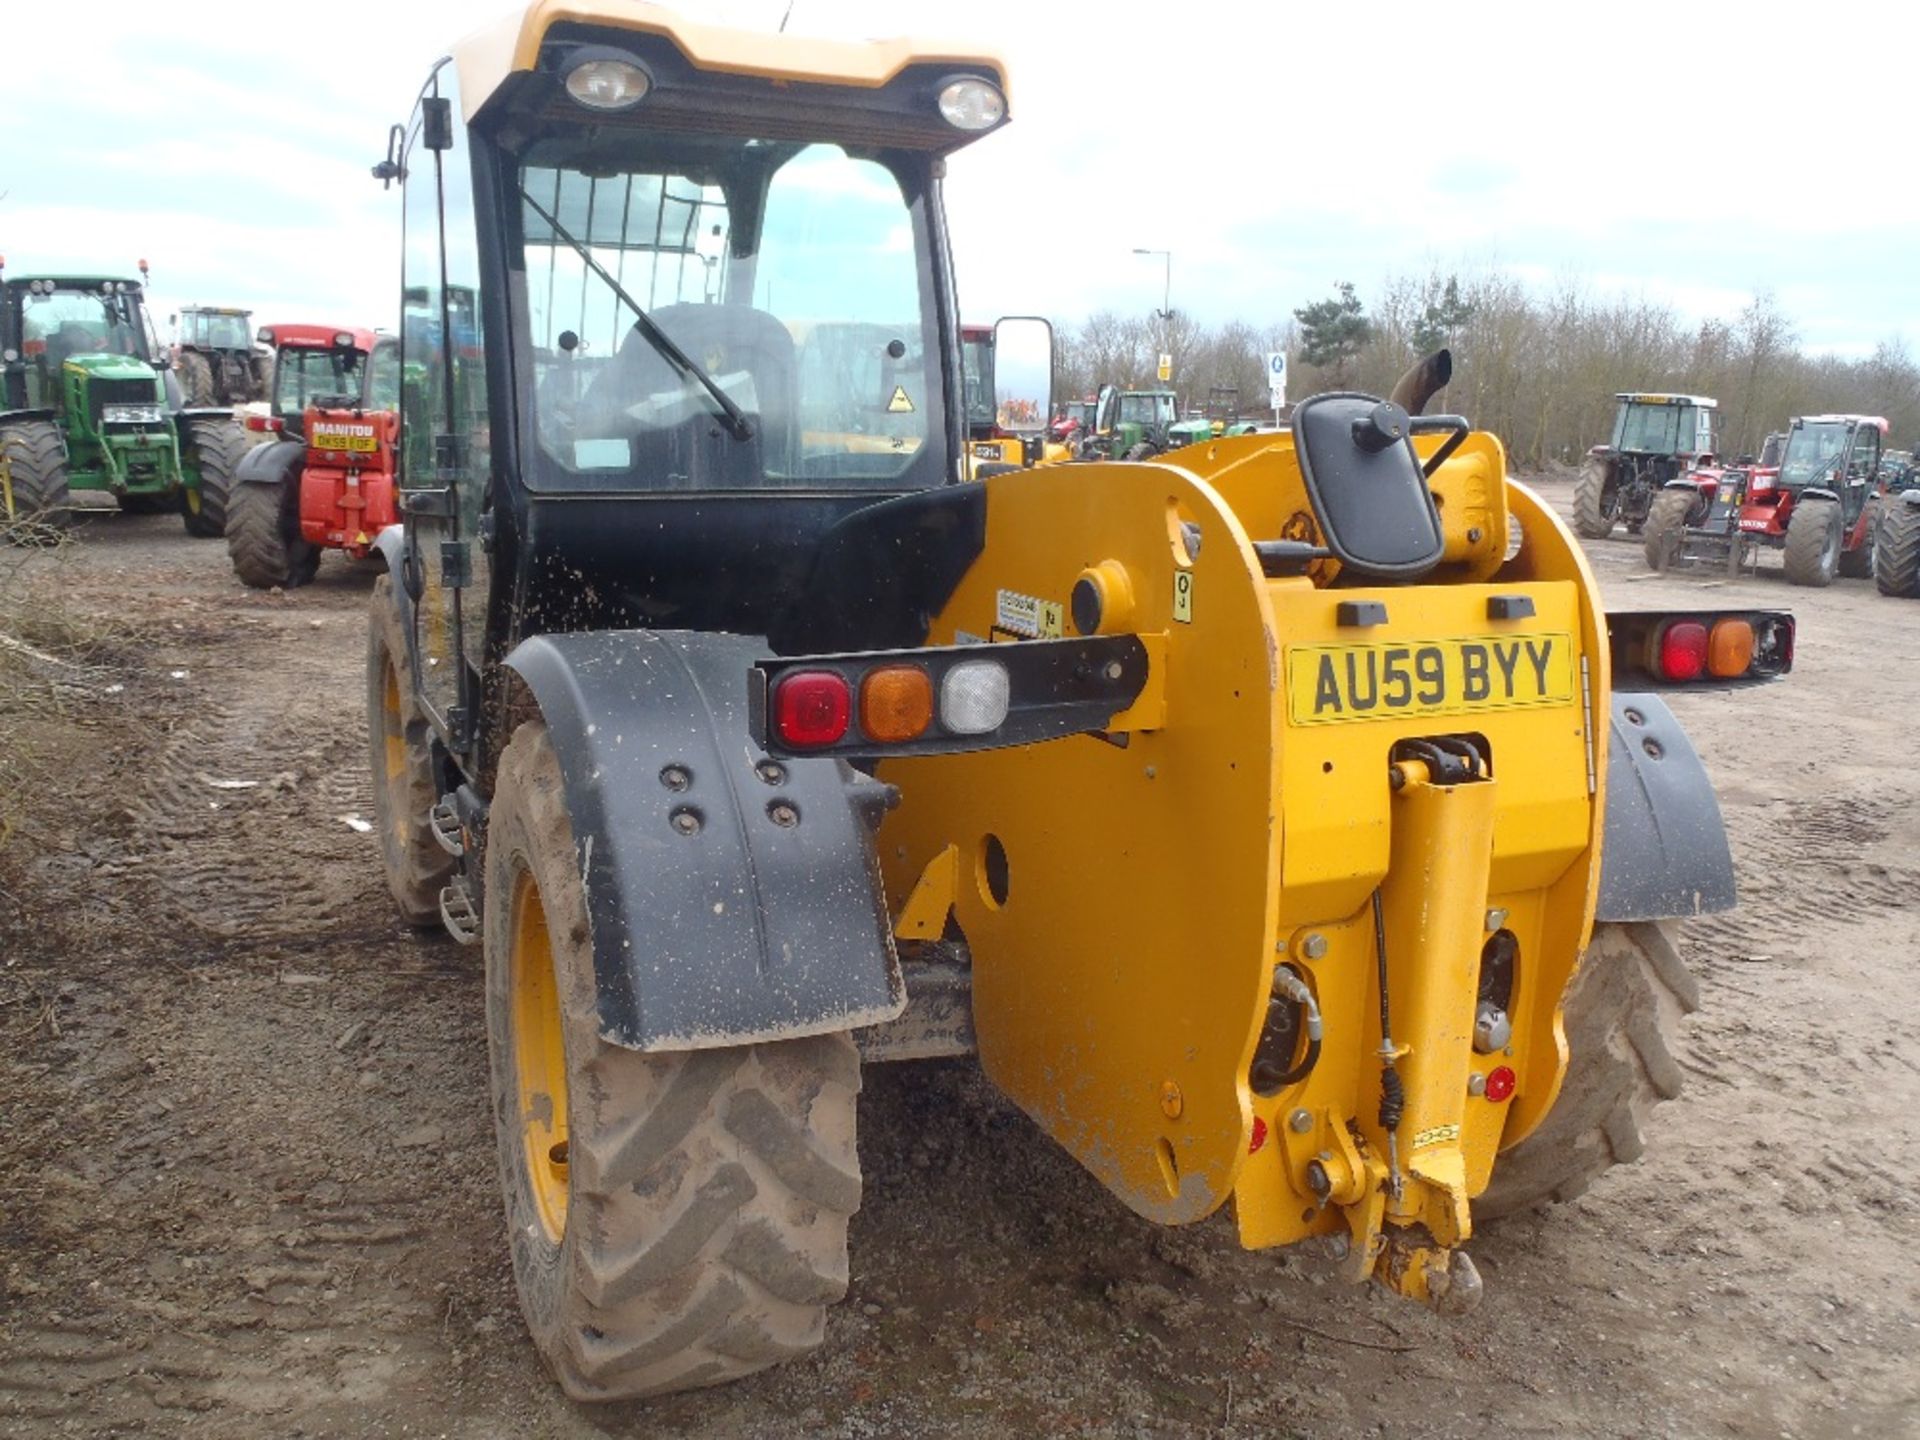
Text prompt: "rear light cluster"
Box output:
[[1608, 609, 1793, 685], [752, 635, 1149, 761], [773, 660, 1010, 749], [243, 413, 284, 434]]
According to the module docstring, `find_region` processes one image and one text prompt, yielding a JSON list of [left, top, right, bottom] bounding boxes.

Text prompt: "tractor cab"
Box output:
[[1610, 393, 1716, 458], [2, 274, 163, 414]]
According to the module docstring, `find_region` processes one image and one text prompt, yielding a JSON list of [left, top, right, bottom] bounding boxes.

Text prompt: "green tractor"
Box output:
[[1167, 385, 1259, 451], [0, 266, 245, 536], [1090, 384, 1180, 459]]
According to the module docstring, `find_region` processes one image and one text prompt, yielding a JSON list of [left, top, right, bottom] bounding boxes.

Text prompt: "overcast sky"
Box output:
[[4, 0, 1915, 359]]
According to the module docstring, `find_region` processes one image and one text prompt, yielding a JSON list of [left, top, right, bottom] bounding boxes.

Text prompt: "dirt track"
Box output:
[[2, 478, 1917, 1438]]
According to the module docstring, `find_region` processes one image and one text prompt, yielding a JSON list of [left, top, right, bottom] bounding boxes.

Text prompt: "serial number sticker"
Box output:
[[1286, 632, 1574, 725], [1412, 1123, 1460, 1150], [1173, 569, 1194, 623], [973, 442, 1003, 461], [995, 589, 1064, 639]]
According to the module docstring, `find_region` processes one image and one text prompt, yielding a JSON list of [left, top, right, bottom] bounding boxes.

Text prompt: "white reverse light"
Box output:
[[941, 660, 1010, 734], [566, 57, 652, 111], [937, 77, 1005, 132]]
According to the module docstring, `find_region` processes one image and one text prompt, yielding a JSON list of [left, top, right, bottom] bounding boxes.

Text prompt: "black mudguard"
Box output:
[[236, 436, 302, 485], [1596, 691, 1736, 921], [505, 628, 906, 1051]]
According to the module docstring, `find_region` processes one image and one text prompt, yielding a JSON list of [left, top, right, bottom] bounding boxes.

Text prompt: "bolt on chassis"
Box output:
[[367, 2, 1793, 1401]]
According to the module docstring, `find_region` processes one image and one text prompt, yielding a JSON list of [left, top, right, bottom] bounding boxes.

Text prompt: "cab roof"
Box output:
[[260, 322, 381, 353], [1614, 392, 1718, 408], [7, 274, 143, 288], [1797, 414, 1889, 431], [452, 0, 1008, 123]]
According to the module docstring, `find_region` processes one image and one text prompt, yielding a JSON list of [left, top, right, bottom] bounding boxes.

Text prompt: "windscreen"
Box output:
[[961, 334, 994, 432], [20, 288, 149, 366], [517, 138, 942, 491], [1614, 402, 1686, 453], [1780, 422, 1850, 486], [1119, 393, 1173, 426], [274, 348, 364, 414]]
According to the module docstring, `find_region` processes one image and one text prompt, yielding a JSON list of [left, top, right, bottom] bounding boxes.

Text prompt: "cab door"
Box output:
[[1843, 424, 1881, 528], [397, 62, 491, 750]]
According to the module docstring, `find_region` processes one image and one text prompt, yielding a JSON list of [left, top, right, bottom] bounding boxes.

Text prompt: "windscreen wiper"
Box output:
[[519, 187, 752, 443]]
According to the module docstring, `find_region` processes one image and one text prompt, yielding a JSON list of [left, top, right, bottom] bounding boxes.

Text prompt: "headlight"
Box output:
[[565, 54, 651, 111], [937, 76, 1006, 131], [102, 403, 165, 424]]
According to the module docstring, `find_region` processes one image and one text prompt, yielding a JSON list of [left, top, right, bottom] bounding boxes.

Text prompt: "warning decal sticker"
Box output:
[[887, 385, 915, 413]]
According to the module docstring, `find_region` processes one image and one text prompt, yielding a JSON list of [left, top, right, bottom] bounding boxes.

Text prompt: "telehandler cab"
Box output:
[[370, 3, 1789, 1402]]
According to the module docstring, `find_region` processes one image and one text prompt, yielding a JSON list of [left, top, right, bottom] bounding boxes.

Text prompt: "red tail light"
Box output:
[[1655, 621, 1708, 682], [243, 414, 283, 433], [773, 672, 852, 748]]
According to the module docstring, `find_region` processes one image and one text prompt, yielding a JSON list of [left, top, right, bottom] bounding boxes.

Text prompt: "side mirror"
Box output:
[[991, 315, 1052, 438], [1094, 383, 1118, 437]]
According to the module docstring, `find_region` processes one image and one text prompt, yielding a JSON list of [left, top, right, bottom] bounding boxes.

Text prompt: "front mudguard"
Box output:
[[505, 628, 906, 1051], [1596, 692, 1735, 920]]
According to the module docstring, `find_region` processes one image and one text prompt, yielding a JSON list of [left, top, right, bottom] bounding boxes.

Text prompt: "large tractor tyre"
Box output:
[[1640, 489, 1696, 572], [251, 353, 275, 402], [1782, 497, 1842, 588], [1477, 921, 1697, 1221], [179, 418, 244, 538], [485, 721, 861, 1402], [366, 574, 455, 926], [1572, 458, 1620, 539], [0, 419, 73, 541], [1838, 498, 1879, 579], [227, 441, 320, 588], [176, 351, 216, 407], [1874, 500, 1920, 597]]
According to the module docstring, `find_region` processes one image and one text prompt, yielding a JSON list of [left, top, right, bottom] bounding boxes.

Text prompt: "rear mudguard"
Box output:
[[236, 436, 302, 485], [505, 628, 906, 1051], [1596, 692, 1734, 920]]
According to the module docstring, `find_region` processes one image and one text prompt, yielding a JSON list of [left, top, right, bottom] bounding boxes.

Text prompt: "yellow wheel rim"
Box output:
[[381, 659, 409, 853], [511, 868, 570, 1243], [185, 487, 202, 514]]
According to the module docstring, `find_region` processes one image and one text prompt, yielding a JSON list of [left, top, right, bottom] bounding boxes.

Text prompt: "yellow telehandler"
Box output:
[[367, 1, 1792, 1401]]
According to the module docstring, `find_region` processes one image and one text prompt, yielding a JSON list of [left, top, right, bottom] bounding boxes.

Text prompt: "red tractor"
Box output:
[[1644, 415, 1887, 586], [227, 324, 399, 588]]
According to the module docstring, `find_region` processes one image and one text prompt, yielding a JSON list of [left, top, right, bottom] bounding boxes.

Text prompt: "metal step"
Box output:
[[428, 800, 465, 857], [439, 879, 480, 946]]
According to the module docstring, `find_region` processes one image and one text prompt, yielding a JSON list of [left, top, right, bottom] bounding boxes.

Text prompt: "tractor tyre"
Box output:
[[177, 351, 216, 407], [0, 418, 73, 541], [1572, 458, 1620, 539], [1123, 441, 1157, 462], [251, 353, 275, 402], [179, 417, 244, 538], [1641, 489, 1696, 572], [228, 443, 320, 588], [1839, 497, 1878, 579], [367, 573, 454, 926], [1782, 496, 1842, 588], [1477, 920, 1697, 1220], [484, 721, 861, 1401], [1874, 499, 1920, 596]]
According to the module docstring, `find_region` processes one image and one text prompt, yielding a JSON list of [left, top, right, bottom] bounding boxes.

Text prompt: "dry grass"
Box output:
[[0, 519, 129, 853]]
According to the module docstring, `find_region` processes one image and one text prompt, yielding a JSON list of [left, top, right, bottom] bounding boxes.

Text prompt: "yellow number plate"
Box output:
[[313, 431, 378, 453], [1286, 633, 1574, 726]]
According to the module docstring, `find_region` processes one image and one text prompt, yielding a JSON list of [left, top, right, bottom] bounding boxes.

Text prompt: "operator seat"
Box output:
[[577, 303, 798, 486]]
